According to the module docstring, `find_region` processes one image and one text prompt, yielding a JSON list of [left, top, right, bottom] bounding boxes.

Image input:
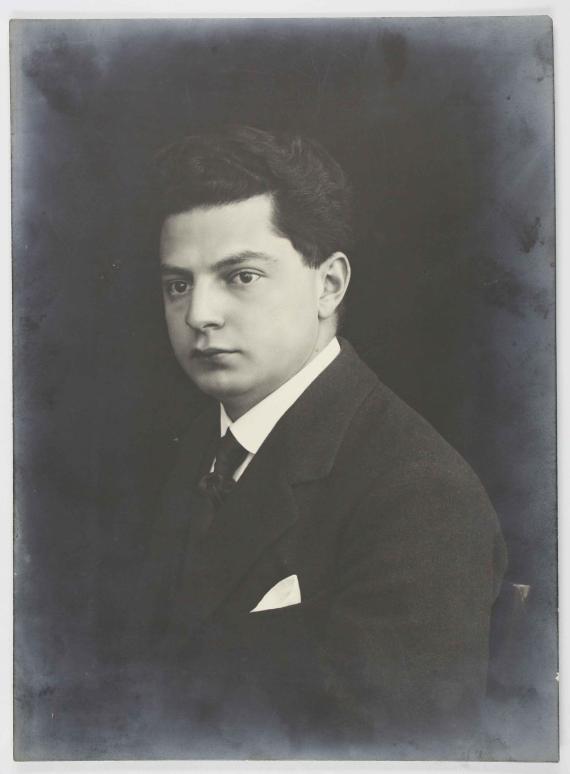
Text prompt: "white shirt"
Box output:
[[215, 337, 341, 481]]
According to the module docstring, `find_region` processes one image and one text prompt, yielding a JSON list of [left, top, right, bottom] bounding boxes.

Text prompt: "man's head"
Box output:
[[155, 126, 352, 419]]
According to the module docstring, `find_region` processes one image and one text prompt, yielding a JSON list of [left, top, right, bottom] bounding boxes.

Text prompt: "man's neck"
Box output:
[[223, 333, 337, 422]]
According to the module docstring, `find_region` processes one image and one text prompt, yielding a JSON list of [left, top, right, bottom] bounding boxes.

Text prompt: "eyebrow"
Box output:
[[160, 251, 276, 278]]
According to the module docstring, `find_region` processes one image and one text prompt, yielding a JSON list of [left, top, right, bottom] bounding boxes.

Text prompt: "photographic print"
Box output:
[[11, 16, 556, 761]]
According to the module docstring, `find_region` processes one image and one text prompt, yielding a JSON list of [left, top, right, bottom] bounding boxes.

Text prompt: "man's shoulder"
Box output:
[[313, 340, 468, 464], [325, 343, 494, 506], [346, 377, 485, 488], [325, 349, 503, 569]]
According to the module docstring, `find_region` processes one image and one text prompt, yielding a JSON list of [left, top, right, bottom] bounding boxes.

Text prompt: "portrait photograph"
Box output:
[[10, 13, 557, 763]]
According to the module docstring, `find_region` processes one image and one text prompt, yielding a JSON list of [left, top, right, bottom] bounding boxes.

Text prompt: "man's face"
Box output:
[[160, 194, 323, 418]]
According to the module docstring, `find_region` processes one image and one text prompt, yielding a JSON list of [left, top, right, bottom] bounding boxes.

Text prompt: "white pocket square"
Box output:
[[250, 574, 301, 612]]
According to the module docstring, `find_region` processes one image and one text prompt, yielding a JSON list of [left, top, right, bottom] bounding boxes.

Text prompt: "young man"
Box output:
[[139, 126, 507, 758]]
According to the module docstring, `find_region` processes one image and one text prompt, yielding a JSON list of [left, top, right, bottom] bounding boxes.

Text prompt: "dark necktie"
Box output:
[[197, 429, 249, 509]]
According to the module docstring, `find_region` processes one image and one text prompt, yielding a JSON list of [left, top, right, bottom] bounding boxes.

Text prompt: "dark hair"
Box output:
[[153, 126, 352, 268]]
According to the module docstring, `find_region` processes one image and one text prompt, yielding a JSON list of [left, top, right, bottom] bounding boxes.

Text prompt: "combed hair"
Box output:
[[153, 126, 352, 267]]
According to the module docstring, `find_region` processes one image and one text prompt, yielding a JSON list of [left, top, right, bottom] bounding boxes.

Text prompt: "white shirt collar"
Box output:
[[220, 337, 341, 453]]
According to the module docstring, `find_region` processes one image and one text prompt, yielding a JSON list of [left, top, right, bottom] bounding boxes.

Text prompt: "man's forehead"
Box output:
[[159, 193, 297, 266]]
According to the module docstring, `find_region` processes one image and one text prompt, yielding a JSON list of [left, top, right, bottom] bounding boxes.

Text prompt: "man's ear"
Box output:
[[317, 252, 351, 320]]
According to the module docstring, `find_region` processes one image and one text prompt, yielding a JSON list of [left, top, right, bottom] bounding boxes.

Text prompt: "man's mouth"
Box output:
[[192, 347, 238, 359]]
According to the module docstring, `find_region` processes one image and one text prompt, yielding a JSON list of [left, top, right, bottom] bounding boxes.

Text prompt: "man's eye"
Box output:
[[165, 280, 190, 296], [230, 271, 261, 286]]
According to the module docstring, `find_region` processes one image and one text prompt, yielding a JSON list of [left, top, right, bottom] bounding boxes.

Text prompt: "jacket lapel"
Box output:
[[162, 339, 379, 638], [279, 339, 378, 484]]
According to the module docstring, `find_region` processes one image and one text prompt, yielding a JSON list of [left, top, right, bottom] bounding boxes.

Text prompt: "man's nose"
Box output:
[[184, 280, 224, 330]]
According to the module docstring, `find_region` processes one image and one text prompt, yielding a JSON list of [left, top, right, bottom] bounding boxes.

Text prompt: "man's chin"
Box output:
[[187, 371, 248, 402]]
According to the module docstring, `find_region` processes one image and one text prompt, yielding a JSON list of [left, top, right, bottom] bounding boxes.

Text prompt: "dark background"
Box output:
[[11, 17, 556, 760]]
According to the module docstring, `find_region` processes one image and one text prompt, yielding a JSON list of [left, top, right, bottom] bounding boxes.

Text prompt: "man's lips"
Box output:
[[192, 347, 239, 358]]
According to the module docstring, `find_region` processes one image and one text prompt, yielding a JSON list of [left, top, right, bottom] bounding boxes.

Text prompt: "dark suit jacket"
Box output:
[[133, 339, 507, 759]]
